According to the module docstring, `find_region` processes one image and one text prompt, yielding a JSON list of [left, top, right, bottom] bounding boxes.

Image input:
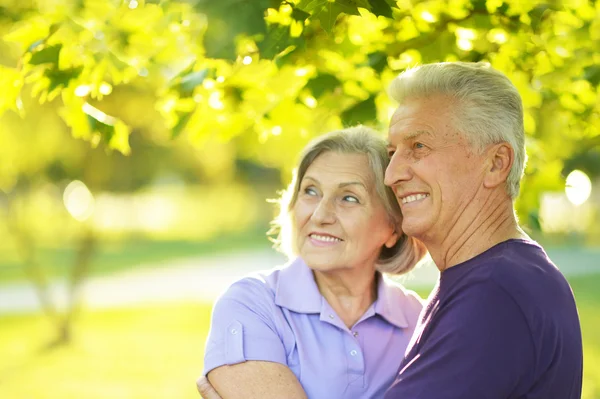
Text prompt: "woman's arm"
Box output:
[[202, 278, 308, 399], [207, 361, 307, 399]]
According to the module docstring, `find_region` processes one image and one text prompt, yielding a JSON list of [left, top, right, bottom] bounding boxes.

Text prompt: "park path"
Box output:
[[0, 247, 598, 314]]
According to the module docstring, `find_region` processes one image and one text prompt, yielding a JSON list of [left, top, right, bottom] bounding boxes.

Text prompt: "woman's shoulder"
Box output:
[[215, 263, 291, 308], [381, 275, 425, 313]]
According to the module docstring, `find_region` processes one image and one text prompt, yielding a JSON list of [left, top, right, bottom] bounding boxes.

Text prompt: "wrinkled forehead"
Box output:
[[304, 151, 376, 187], [387, 99, 466, 145]]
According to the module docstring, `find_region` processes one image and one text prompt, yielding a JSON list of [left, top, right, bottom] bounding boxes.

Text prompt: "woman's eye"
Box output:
[[343, 195, 359, 203], [304, 187, 317, 196]]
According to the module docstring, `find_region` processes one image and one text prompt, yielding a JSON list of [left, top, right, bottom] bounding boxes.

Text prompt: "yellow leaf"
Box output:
[[0, 66, 23, 115], [110, 120, 131, 155], [3, 16, 51, 51]]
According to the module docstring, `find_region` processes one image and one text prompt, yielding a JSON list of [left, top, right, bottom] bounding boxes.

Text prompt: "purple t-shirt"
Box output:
[[385, 239, 583, 399], [204, 257, 423, 399]]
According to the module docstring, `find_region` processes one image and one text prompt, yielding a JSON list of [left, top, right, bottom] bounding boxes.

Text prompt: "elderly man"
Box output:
[[383, 62, 582, 398], [197, 62, 583, 398]]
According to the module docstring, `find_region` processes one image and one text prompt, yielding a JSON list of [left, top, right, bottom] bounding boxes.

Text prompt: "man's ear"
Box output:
[[483, 142, 513, 190]]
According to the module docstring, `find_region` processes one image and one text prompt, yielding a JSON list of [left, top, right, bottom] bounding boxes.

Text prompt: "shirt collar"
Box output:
[[275, 257, 412, 329], [373, 273, 410, 328], [275, 257, 322, 313]]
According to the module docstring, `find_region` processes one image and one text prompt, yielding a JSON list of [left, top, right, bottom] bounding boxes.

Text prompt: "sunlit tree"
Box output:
[[1, 0, 600, 343]]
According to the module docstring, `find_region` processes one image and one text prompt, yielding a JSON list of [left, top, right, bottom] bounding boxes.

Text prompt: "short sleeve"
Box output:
[[385, 282, 535, 399], [203, 278, 288, 375]]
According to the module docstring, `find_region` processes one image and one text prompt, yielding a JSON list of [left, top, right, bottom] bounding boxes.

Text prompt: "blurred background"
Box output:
[[0, 0, 599, 398]]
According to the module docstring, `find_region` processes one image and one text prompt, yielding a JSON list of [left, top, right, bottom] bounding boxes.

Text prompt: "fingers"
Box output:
[[196, 376, 222, 399]]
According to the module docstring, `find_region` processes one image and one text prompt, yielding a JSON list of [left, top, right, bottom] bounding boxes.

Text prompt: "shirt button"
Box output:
[[353, 331, 359, 337], [350, 350, 358, 356], [329, 314, 335, 319], [230, 328, 238, 335]]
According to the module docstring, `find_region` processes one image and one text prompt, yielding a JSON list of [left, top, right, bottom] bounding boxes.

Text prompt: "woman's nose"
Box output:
[[311, 198, 336, 225]]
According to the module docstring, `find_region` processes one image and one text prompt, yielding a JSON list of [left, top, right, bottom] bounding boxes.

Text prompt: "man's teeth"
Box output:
[[402, 193, 430, 204], [310, 234, 341, 242]]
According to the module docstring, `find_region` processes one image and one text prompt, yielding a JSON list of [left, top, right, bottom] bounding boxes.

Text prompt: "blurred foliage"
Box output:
[[0, 0, 598, 224]]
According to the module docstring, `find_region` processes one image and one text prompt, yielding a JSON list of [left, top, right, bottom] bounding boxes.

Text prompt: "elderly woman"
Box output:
[[200, 126, 427, 399]]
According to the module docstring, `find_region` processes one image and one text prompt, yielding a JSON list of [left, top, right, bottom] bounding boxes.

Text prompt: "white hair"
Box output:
[[389, 62, 527, 199]]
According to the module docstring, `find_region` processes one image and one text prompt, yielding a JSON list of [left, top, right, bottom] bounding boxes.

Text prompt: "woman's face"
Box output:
[[293, 151, 398, 273]]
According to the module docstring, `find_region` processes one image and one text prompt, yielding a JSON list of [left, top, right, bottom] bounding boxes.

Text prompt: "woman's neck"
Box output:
[[313, 267, 378, 329]]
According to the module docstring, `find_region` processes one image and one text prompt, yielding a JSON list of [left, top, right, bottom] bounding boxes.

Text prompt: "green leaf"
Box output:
[[341, 95, 376, 125], [366, 51, 387, 73], [197, 0, 270, 60], [368, 0, 393, 18], [291, 6, 311, 21], [315, 3, 348, 33], [349, 0, 372, 9], [336, 0, 365, 15], [29, 44, 61, 65], [584, 65, 600, 87], [176, 69, 209, 96], [296, 0, 328, 13], [306, 73, 341, 98], [172, 111, 193, 139], [87, 113, 114, 140], [258, 24, 295, 59], [45, 66, 83, 92]]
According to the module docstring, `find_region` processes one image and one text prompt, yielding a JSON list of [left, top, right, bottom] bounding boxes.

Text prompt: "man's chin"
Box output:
[[401, 220, 429, 240]]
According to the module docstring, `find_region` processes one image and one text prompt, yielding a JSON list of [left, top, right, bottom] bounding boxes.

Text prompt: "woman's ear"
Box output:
[[384, 230, 400, 248]]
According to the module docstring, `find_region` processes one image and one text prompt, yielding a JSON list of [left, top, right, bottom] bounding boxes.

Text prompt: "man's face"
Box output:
[[384, 94, 487, 242]]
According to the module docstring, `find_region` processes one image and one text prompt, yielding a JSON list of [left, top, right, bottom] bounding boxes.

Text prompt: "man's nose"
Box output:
[[385, 151, 412, 187]]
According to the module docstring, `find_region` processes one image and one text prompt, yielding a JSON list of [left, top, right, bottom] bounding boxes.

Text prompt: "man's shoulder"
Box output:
[[452, 239, 579, 338], [485, 239, 570, 297], [461, 239, 563, 292]]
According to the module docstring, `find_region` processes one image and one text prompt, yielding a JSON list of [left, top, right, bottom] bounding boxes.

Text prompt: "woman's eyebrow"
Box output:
[[339, 181, 367, 190], [304, 175, 366, 189], [303, 176, 319, 183]]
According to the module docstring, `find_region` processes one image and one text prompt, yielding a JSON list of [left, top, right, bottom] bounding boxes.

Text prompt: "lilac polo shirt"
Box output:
[[203, 257, 423, 399]]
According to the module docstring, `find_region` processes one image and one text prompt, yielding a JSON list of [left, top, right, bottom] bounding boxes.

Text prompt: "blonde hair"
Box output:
[[269, 126, 427, 275], [389, 62, 526, 199]]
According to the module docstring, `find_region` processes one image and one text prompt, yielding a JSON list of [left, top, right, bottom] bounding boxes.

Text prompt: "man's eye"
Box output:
[[387, 150, 395, 158], [414, 142, 425, 149]]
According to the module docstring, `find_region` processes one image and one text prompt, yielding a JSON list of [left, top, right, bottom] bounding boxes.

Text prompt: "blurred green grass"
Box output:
[[0, 303, 212, 399], [0, 227, 272, 284], [0, 273, 598, 399]]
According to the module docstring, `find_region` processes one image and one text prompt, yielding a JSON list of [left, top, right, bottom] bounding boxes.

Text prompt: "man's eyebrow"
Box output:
[[387, 130, 432, 149], [403, 130, 433, 141]]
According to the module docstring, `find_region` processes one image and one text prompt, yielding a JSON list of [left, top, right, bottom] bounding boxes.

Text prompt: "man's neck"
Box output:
[[426, 193, 528, 272]]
